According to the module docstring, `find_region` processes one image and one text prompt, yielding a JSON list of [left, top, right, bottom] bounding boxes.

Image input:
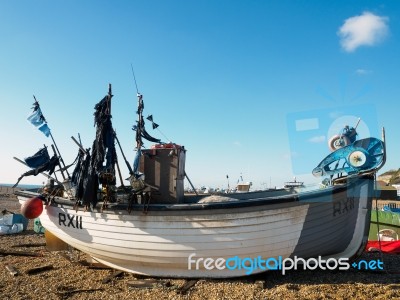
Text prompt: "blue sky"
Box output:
[[1, 1, 399, 189]]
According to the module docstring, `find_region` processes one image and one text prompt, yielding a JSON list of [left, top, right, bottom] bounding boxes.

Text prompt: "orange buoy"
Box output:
[[21, 196, 44, 219]]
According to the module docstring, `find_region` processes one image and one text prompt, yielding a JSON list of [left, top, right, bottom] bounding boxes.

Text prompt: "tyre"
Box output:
[[328, 135, 350, 152]]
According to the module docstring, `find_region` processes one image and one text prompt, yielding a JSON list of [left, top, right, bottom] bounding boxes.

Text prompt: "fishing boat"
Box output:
[[283, 177, 304, 190], [235, 176, 252, 193], [236, 182, 251, 192], [15, 84, 386, 278]]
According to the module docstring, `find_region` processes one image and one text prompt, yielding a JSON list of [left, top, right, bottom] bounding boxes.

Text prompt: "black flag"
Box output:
[[24, 147, 50, 169]]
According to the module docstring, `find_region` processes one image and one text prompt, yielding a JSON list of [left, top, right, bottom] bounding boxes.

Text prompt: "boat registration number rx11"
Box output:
[[58, 213, 83, 229]]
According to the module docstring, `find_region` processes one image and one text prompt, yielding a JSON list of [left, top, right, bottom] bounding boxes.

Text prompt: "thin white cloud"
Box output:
[[355, 69, 373, 75], [329, 111, 344, 119], [283, 151, 300, 160], [295, 118, 319, 131], [308, 135, 326, 143], [338, 11, 389, 52]]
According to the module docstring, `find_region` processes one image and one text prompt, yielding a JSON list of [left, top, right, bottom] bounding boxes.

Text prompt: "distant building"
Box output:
[[392, 184, 400, 197], [375, 181, 398, 200]]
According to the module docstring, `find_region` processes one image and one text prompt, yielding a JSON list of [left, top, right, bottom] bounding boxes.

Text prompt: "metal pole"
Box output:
[[115, 158, 125, 187], [71, 136, 88, 154], [49, 132, 69, 179], [107, 83, 112, 115], [185, 172, 198, 195], [114, 131, 134, 174], [354, 118, 361, 130], [50, 144, 63, 182]]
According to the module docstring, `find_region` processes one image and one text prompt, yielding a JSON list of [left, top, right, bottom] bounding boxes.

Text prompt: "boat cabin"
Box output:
[[140, 143, 186, 204]]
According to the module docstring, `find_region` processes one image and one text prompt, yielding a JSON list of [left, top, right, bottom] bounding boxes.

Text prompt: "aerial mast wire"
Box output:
[[130, 63, 171, 143], [131, 63, 140, 95]]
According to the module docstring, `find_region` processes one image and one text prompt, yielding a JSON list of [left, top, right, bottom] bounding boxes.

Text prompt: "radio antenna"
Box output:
[[129, 64, 171, 143], [130, 63, 140, 94]]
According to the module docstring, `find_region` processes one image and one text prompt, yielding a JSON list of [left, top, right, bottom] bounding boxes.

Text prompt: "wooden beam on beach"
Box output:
[[255, 280, 266, 289], [11, 242, 46, 248], [177, 279, 198, 294], [5, 264, 19, 276], [26, 264, 54, 275], [0, 249, 43, 257], [127, 279, 159, 289], [101, 270, 124, 284], [56, 288, 104, 297]]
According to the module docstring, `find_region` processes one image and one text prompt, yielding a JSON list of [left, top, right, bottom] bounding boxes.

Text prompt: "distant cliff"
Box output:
[[378, 169, 400, 185]]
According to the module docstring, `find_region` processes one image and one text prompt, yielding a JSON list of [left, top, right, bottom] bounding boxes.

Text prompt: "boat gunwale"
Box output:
[[14, 174, 373, 212]]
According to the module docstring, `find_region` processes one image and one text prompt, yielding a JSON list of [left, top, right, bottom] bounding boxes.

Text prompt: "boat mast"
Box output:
[[131, 64, 143, 151], [136, 93, 144, 150]]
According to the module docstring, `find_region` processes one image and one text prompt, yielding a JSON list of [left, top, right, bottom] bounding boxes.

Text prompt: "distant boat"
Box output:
[[236, 181, 252, 193], [284, 178, 304, 190], [15, 84, 386, 278]]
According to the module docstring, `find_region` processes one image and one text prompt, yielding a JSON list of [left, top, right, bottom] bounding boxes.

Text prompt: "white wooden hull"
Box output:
[[17, 175, 374, 278]]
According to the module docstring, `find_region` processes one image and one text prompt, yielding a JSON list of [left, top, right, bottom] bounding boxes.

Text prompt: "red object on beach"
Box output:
[[21, 197, 44, 219], [366, 241, 400, 254]]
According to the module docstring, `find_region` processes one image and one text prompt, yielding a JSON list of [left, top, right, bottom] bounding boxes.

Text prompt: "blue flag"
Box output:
[[133, 148, 141, 175], [27, 102, 51, 137], [27, 106, 44, 127], [38, 124, 51, 137]]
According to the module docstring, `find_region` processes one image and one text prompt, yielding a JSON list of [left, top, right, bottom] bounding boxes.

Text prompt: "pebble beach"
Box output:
[[1, 187, 400, 300]]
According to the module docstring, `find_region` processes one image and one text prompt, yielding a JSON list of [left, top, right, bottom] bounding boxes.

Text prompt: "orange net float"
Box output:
[[21, 196, 45, 219]]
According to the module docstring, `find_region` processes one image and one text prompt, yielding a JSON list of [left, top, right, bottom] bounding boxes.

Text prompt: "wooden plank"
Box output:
[[255, 280, 266, 289], [26, 264, 53, 275], [101, 270, 124, 284], [5, 264, 19, 276], [127, 279, 158, 289], [177, 279, 198, 294], [0, 249, 43, 257], [11, 243, 47, 248], [56, 288, 103, 296]]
